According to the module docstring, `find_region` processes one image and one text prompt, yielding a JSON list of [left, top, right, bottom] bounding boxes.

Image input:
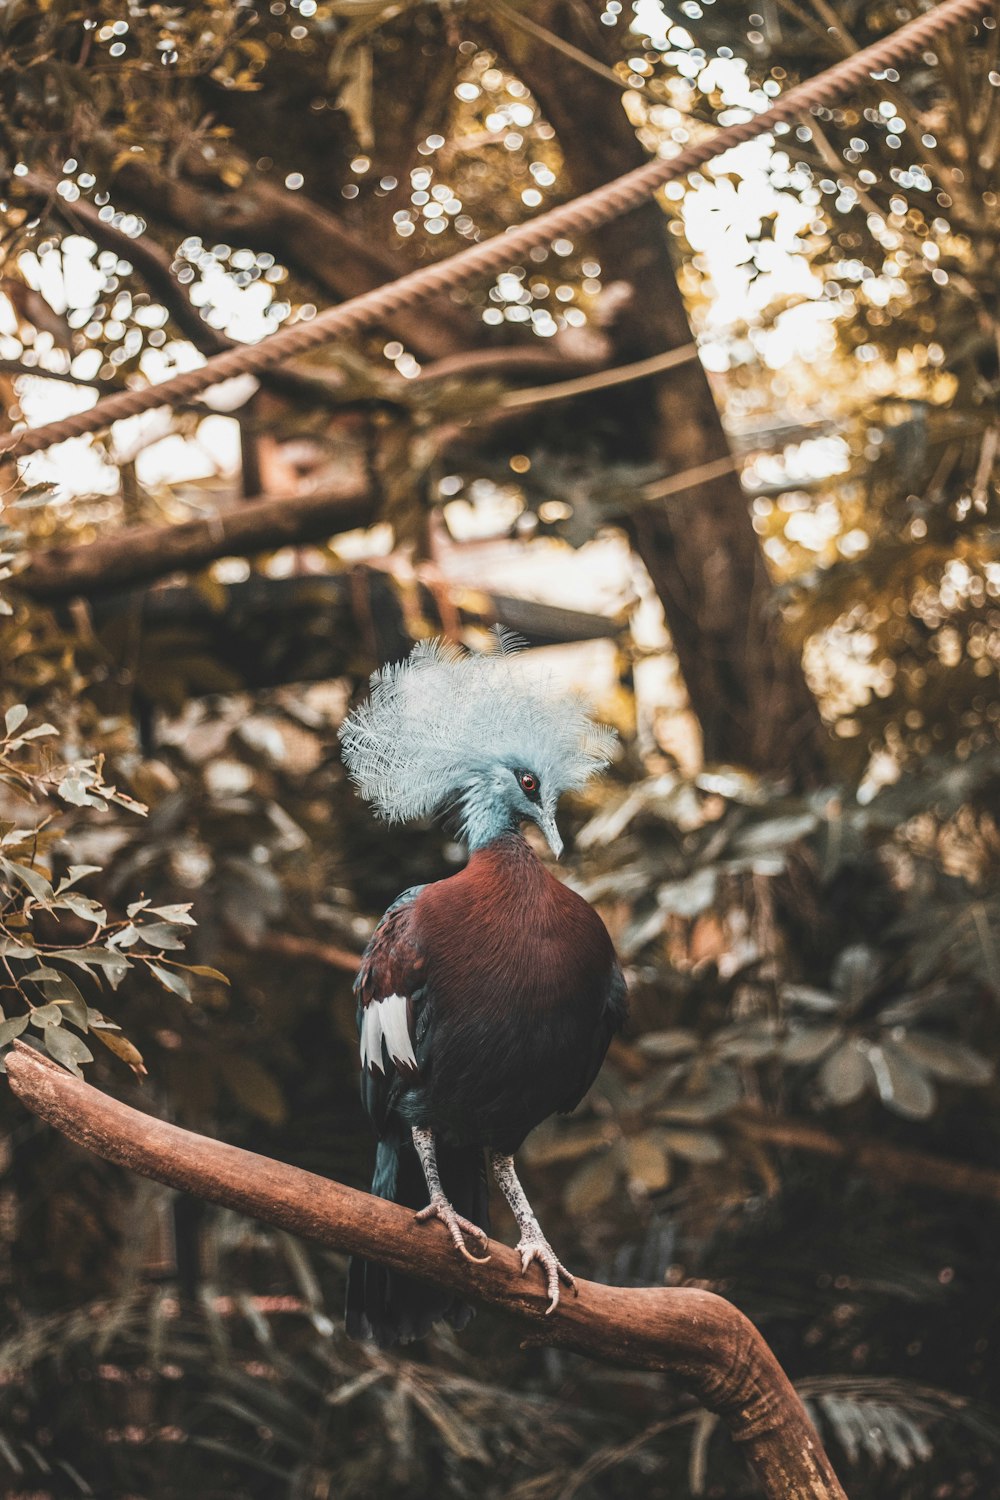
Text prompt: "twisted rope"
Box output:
[[1, 0, 989, 461]]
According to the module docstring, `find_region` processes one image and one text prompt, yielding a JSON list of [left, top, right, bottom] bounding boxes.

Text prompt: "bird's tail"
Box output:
[[345, 1134, 489, 1348]]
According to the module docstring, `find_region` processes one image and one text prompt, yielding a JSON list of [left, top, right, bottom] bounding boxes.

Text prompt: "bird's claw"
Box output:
[[517, 1234, 576, 1315], [415, 1195, 491, 1263]]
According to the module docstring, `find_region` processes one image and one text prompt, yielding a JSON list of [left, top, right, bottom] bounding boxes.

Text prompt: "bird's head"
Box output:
[[457, 759, 564, 858], [339, 630, 614, 858]]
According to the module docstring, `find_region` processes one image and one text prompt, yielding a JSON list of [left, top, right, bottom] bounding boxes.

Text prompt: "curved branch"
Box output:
[[5, 1043, 846, 1500]]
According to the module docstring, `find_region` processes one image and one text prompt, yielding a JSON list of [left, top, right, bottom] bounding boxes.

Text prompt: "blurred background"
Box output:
[[1, 1, 999, 1496]]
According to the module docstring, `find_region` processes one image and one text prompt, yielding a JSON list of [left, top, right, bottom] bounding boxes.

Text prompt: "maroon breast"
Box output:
[[410, 834, 619, 1151], [414, 834, 614, 1015]]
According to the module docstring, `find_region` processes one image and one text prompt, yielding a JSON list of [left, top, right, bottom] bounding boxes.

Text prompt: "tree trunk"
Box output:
[[484, 5, 828, 785]]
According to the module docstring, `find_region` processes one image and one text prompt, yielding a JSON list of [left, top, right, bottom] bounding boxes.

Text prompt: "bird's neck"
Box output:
[[466, 829, 533, 863], [460, 789, 520, 853]]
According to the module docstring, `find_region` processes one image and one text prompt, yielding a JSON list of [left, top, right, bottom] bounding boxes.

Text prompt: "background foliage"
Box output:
[[1, 1, 999, 1496]]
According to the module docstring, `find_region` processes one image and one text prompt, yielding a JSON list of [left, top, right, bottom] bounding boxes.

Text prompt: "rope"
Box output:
[[1, 0, 988, 461]]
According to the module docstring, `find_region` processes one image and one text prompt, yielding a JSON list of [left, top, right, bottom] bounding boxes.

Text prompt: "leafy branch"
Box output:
[[0, 705, 225, 1077]]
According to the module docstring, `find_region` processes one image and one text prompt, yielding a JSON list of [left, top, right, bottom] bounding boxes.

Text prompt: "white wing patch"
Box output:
[[360, 993, 417, 1074]]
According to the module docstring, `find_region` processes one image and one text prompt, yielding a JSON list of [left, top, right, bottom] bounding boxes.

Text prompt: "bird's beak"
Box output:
[[538, 813, 563, 860]]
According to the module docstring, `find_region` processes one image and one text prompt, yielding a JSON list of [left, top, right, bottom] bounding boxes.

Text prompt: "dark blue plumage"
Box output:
[[346, 1135, 489, 1345], [339, 632, 626, 1346]]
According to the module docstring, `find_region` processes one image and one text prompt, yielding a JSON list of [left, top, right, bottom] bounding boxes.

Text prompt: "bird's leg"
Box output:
[[411, 1127, 490, 1264], [490, 1153, 577, 1315]]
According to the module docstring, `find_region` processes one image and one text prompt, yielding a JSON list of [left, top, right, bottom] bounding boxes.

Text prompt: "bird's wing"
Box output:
[[354, 885, 429, 1130], [557, 960, 628, 1115]]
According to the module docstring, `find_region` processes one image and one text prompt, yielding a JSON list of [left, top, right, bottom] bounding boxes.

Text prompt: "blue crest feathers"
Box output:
[[339, 628, 615, 824]]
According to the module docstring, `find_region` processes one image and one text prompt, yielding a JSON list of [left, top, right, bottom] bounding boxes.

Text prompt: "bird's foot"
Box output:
[[415, 1194, 491, 1264], [516, 1233, 577, 1315]]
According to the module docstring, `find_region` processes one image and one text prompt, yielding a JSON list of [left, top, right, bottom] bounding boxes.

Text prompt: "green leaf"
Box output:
[[1, 828, 36, 847], [717, 1021, 780, 1062], [28, 1003, 65, 1029], [49, 949, 130, 988], [52, 893, 107, 927], [108, 924, 140, 950], [655, 1068, 743, 1122], [832, 945, 880, 1010], [781, 1024, 842, 1064], [56, 773, 101, 808], [868, 1042, 936, 1120], [890, 1032, 993, 1086], [780, 983, 839, 1013], [0, 1014, 29, 1046], [43, 1024, 93, 1077], [148, 962, 192, 1001], [0, 858, 53, 904], [4, 704, 27, 736], [36, 972, 89, 1029], [819, 1040, 870, 1105], [134, 923, 188, 951], [182, 965, 231, 985], [637, 1029, 701, 1059], [0, 938, 35, 959], [55, 865, 102, 893], [103, 787, 147, 816], [148, 903, 196, 926]]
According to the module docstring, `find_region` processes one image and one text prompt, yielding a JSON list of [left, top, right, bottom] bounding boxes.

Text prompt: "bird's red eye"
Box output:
[[519, 771, 539, 796]]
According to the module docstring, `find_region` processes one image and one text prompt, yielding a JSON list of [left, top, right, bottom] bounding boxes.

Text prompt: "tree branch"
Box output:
[[15, 481, 377, 602], [741, 1112, 1000, 1205], [101, 159, 476, 363], [5, 1042, 846, 1500], [51, 182, 231, 358], [80, 573, 621, 698], [415, 343, 605, 386], [24, 174, 378, 410], [251, 930, 363, 974], [0, 358, 119, 393]]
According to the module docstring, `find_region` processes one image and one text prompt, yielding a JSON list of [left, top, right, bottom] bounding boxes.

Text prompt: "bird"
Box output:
[[339, 629, 628, 1347]]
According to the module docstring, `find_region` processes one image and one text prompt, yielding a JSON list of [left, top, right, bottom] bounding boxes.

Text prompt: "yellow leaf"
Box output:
[[94, 1029, 147, 1076], [626, 1133, 672, 1192]]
